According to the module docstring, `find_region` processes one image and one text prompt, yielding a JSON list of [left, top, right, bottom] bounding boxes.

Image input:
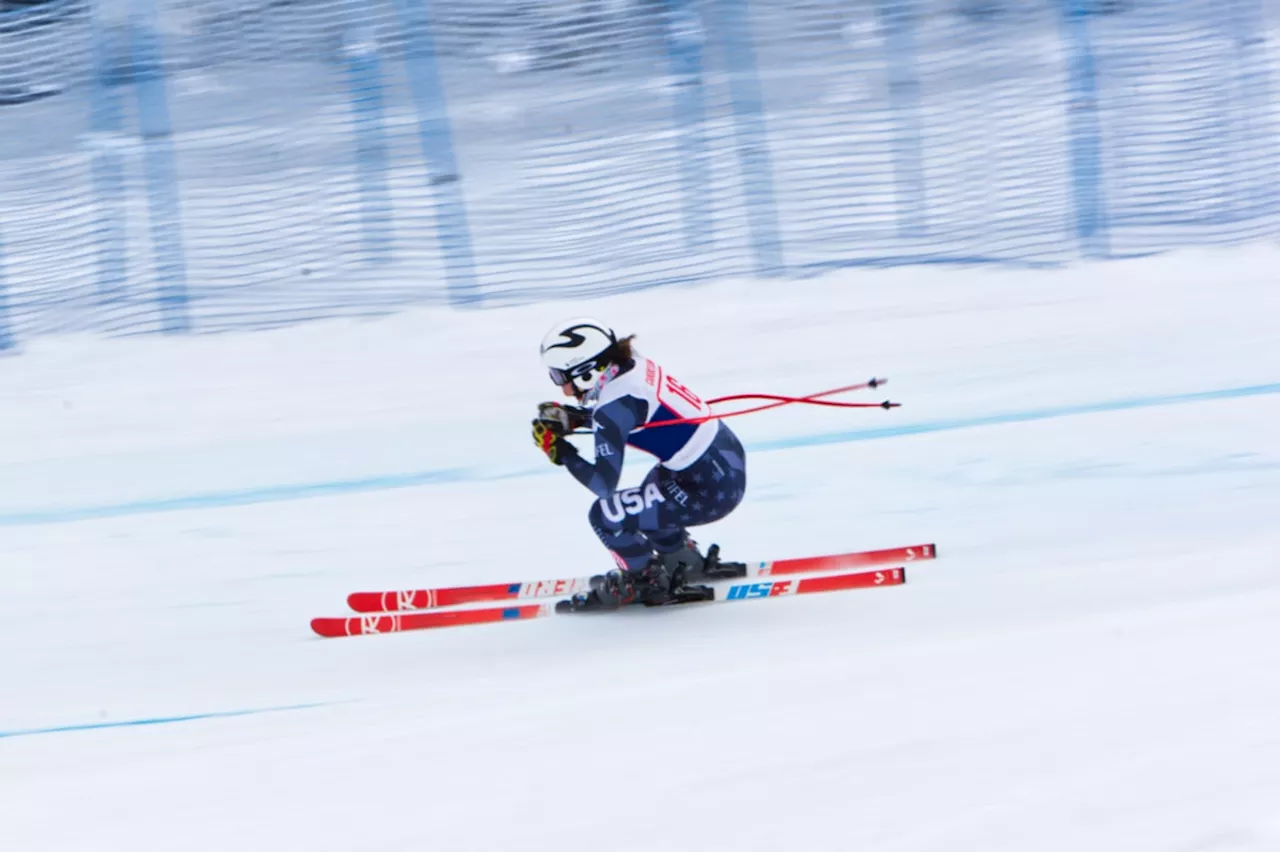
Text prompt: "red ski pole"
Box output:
[[567, 378, 898, 434], [639, 378, 898, 430]]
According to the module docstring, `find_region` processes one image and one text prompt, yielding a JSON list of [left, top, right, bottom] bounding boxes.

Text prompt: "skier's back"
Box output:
[[532, 318, 748, 610]]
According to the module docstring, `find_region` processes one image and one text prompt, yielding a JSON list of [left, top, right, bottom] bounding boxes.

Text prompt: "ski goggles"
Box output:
[[548, 361, 596, 387]]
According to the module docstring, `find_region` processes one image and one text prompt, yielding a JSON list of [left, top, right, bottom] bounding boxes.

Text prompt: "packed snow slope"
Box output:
[[2, 248, 1280, 852]]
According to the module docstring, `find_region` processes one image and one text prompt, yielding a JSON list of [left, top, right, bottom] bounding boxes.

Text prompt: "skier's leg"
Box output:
[[583, 467, 678, 606], [687, 422, 747, 526], [586, 424, 746, 565], [586, 469, 663, 573], [579, 426, 748, 607], [648, 424, 749, 579]]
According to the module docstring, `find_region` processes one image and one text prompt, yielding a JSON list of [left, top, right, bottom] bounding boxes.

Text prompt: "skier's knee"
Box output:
[[588, 499, 613, 535], [588, 500, 629, 553]]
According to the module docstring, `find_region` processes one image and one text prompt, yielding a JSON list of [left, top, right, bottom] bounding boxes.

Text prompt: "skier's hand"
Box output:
[[532, 418, 575, 466], [536, 402, 591, 433]]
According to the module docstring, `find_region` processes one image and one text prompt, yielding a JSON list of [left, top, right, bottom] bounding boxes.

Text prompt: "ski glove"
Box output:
[[532, 417, 577, 466], [536, 402, 592, 433]]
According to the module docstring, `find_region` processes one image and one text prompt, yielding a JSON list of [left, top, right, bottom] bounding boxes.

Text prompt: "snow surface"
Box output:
[[2, 247, 1280, 851]]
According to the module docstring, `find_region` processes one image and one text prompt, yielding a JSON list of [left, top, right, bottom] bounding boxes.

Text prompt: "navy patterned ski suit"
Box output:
[[561, 355, 747, 571]]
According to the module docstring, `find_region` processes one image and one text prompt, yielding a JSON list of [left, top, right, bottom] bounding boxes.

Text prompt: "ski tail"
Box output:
[[347, 577, 593, 613], [311, 603, 551, 638]]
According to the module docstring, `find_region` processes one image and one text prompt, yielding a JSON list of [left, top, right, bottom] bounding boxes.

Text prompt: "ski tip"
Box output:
[[907, 544, 937, 561], [871, 566, 906, 587]]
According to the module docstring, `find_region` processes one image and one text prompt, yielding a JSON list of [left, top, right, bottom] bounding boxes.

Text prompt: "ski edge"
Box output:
[[346, 543, 935, 613]]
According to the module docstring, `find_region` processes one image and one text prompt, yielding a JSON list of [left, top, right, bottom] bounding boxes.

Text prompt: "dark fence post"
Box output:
[[88, 0, 129, 303], [876, 0, 927, 238], [1059, 0, 1109, 258], [342, 16, 394, 264], [391, 0, 481, 305], [662, 0, 712, 252], [1225, 0, 1276, 220], [129, 0, 190, 332], [707, 0, 783, 277]]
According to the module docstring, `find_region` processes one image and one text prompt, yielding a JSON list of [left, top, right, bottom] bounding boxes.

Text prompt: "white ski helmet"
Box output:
[[540, 318, 620, 394]]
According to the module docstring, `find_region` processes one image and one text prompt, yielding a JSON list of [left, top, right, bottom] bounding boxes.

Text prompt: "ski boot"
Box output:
[[555, 558, 713, 613], [661, 539, 747, 581], [657, 538, 706, 580], [636, 554, 714, 607], [555, 562, 658, 613], [554, 587, 610, 614]]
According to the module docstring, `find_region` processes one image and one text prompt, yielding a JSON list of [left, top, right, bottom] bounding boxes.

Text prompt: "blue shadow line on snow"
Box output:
[[0, 702, 330, 740], [0, 467, 478, 525], [1, 382, 1277, 526]]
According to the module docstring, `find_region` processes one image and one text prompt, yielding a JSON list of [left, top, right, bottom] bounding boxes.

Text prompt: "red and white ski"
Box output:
[[311, 566, 907, 638], [345, 543, 935, 614]]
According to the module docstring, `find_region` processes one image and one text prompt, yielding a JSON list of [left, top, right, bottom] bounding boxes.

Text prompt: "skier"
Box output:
[[532, 318, 748, 611]]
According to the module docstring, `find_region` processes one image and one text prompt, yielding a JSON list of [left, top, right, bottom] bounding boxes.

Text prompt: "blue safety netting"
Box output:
[[0, 0, 1276, 344]]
